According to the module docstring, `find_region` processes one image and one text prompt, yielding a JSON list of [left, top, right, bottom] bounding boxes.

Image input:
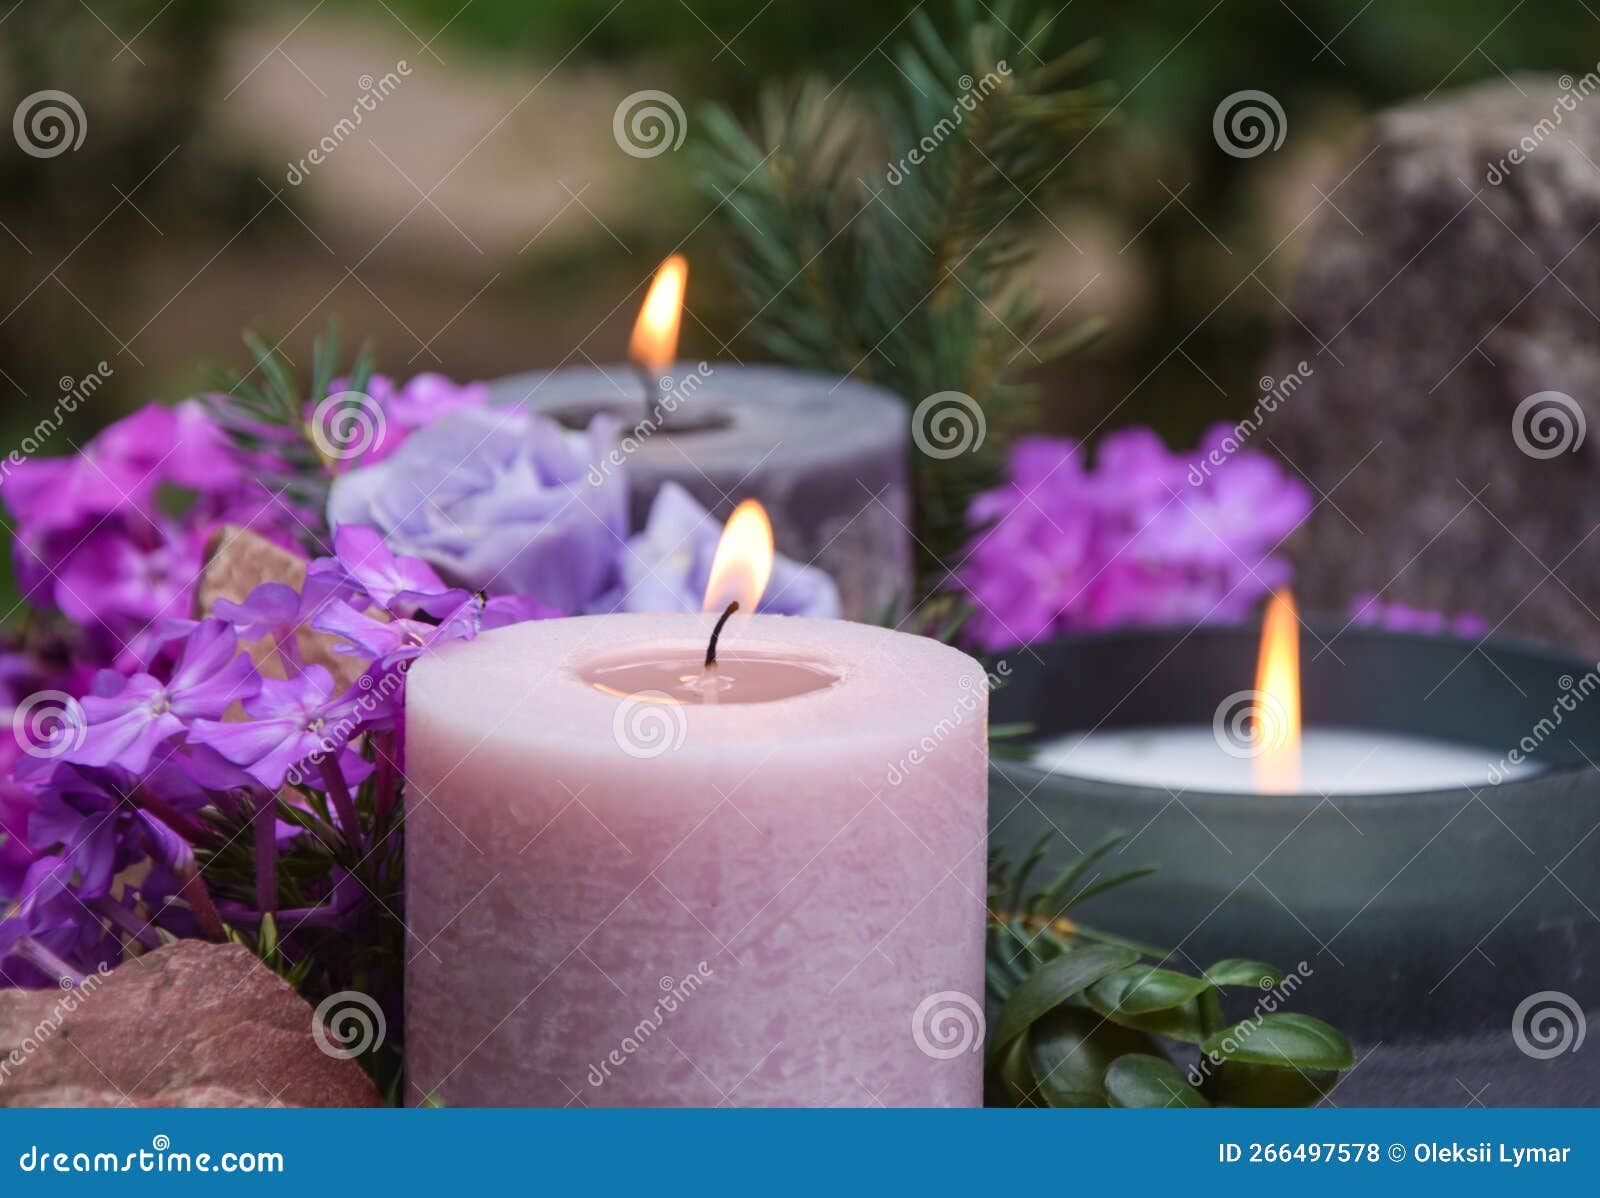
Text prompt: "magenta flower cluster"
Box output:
[[957, 427, 1314, 651]]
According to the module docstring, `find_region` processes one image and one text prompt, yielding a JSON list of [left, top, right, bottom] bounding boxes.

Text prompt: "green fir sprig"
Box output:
[[699, 0, 1109, 581], [204, 323, 375, 548]]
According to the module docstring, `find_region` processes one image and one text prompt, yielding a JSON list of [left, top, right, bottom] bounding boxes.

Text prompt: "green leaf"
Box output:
[[1203, 1061, 1341, 1108], [988, 944, 1137, 1058], [1025, 1007, 1163, 1108], [1089, 965, 1212, 1015], [1203, 959, 1285, 988], [1201, 1014, 1355, 1070], [1105, 1054, 1209, 1108], [1084, 978, 1208, 1045], [987, 1031, 1041, 1107]]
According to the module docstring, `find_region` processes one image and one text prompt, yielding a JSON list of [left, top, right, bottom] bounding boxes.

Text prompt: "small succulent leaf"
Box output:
[[1105, 1054, 1210, 1108], [1090, 965, 1212, 1015], [1202, 1061, 1341, 1108], [1203, 959, 1285, 988], [987, 944, 1138, 1059], [1025, 1006, 1163, 1108], [1200, 1013, 1355, 1070]]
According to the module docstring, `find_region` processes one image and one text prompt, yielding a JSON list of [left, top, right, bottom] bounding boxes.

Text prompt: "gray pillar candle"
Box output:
[[987, 621, 1600, 1048], [485, 362, 912, 620]]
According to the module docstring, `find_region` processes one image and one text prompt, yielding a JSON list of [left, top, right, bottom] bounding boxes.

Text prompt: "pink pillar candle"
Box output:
[[404, 613, 989, 1107]]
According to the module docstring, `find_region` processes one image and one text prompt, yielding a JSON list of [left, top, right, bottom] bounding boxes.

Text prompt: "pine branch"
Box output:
[[698, 0, 1110, 582], [205, 322, 375, 549]]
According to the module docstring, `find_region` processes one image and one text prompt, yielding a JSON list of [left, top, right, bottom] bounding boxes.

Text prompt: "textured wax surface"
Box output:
[[486, 364, 911, 620], [405, 614, 988, 1107]]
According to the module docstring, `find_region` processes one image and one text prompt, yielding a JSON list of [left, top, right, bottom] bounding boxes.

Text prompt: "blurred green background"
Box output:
[[1, 0, 1595, 556]]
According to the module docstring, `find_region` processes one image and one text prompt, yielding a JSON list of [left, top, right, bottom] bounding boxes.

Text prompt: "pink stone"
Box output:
[[0, 941, 382, 1108]]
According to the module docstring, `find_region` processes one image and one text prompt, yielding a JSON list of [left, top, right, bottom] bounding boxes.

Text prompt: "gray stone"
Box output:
[[1268, 78, 1600, 656], [0, 941, 382, 1107]]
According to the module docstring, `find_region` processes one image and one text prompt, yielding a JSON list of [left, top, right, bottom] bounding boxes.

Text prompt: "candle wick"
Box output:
[[705, 601, 739, 669]]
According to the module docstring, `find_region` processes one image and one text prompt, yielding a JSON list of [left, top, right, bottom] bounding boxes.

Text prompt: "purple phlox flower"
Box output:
[[45, 521, 200, 632], [324, 372, 488, 466], [213, 582, 303, 642], [189, 665, 373, 790], [329, 523, 470, 616], [588, 482, 841, 618], [64, 620, 259, 774], [958, 427, 1312, 651], [482, 593, 560, 629], [313, 592, 484, 668], [0, 856, 113, 985], [1349, 594, 1489, 638], [326, 407, 627, 612]]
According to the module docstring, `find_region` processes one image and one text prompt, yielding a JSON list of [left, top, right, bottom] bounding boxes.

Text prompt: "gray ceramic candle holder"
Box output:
[[487, 363, 912, 620], [988, 621, 1600, 1041]]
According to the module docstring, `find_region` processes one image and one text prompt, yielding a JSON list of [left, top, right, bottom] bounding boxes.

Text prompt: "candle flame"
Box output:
[[1252, 589, 1302, 794], [702, 500, 774, 615], [629, 254, 688, 375]]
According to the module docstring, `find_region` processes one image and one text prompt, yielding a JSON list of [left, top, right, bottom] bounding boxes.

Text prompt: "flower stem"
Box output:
[[319, 756, 362, 847], [16, 936, 87, 987], [180, 870, 226, 941], [254, 794, 278, 918]]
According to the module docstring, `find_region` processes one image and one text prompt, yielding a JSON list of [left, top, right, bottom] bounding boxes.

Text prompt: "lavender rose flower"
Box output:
[[589, 482, 841, 617], [327, 407, 626, 613]]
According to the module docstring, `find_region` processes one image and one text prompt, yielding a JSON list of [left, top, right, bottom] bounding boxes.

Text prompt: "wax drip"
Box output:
[[705, 601, 740, 668]]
